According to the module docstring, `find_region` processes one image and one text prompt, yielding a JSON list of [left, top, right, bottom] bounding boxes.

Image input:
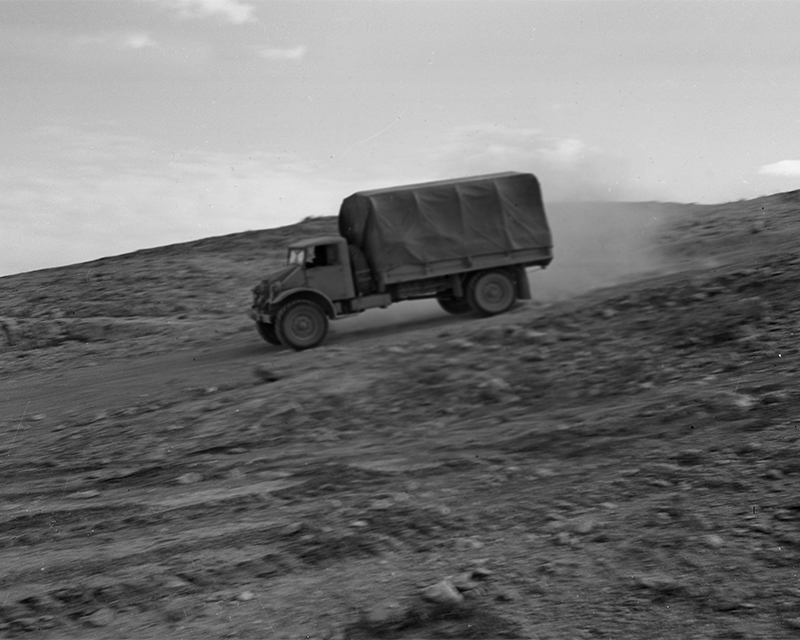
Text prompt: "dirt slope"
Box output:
[[1, 192, 799, 639]]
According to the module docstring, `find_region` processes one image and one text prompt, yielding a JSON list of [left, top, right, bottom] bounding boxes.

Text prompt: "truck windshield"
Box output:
[[288, 248, 305, 265]]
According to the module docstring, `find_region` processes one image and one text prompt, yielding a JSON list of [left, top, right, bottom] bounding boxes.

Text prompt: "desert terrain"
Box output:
[[1, 190, 799, 639]]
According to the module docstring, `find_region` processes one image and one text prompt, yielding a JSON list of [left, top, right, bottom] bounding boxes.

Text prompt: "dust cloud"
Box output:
[[329, 200, 670, 340], [534, 201, 669, 301]]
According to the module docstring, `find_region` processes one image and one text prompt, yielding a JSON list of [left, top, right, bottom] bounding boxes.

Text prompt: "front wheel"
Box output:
[[467, 270, 517, 316], [256, 320, 281, 345], [275, 300, 329, 351]]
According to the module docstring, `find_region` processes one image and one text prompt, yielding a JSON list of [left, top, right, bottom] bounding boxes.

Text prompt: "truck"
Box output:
[[249, 171, 553, 350]]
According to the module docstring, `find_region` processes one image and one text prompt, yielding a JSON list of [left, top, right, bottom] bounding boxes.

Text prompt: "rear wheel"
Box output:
[[275, 300, 329, 351], [255, 320, 281, 345], [436, 294, 472, 315], [467, 270, 516, 316]]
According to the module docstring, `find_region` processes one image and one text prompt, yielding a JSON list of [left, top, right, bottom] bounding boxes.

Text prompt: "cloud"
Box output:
[[74, 32, 158, 50], [429, 124, 640, 201], [125, 33, 158, 49], [256, 45, 308, 62], [758, 160, 800, 177], [152, 0, 256, 24], [0, 126, 361, 276]]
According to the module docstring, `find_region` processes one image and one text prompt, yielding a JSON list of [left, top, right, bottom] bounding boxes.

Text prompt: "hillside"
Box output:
[[1, 191, 799, 639]]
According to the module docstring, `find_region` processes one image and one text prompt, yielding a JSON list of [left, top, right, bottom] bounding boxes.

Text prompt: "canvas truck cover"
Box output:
[[338, 172, 552, 281]]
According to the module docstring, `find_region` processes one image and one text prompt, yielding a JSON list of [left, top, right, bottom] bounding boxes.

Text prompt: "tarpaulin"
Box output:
[[338, 172, 552, 278]]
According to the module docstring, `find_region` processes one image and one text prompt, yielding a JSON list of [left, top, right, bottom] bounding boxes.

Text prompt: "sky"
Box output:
[[1, 0, 799, 276]]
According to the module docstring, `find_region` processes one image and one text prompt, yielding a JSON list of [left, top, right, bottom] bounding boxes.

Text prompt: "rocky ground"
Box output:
[[1, 191, 799, 639]]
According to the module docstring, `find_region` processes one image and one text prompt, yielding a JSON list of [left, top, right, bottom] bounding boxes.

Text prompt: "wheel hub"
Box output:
[[292, 314, 315, 337]]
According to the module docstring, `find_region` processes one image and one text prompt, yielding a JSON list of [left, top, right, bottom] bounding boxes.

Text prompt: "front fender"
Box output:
[[270, 289, 338, 319]]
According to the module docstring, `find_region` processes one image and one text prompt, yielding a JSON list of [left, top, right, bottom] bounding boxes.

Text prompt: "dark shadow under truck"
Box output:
[[249, 171, 554, 350]]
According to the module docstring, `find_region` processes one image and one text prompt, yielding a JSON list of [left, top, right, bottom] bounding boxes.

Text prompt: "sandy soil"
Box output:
[[1, 191, 799, 639]]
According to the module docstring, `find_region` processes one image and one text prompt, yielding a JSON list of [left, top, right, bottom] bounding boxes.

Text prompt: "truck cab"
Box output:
[[287, 237, 355, 301]]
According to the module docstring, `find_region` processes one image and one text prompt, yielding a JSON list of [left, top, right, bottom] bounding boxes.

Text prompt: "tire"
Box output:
[[436, 294, 472, 315], [255, 320, 281, 346], [466, 270, 516, 316], [275, 300, 329, 351]]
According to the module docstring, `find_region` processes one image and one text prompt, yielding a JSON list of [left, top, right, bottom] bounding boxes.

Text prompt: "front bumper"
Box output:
[[249, 307, 270, 323]]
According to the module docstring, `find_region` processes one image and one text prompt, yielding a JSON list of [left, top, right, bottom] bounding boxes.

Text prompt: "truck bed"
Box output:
[[338, 172, 553, 286], [378, 246, 552, 286]]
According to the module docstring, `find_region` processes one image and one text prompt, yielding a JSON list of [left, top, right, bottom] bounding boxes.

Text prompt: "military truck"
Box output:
[[249, 172, 553, 350]]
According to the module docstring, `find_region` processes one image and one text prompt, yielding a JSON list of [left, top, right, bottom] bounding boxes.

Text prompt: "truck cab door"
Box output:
[[305, 242, 355, 301]]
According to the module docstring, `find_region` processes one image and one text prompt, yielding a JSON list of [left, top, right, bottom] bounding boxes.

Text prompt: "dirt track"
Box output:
[[2, 193, 800, 639]]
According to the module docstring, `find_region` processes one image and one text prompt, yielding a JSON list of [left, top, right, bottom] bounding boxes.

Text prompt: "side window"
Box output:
[[326, 244, 339, 265]]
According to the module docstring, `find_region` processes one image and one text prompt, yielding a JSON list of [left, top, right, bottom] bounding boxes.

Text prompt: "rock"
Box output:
[[480, 377, 511, 394], [555, 531, 572, 546], [449, 572, 481, 592], [635, 573, 682, 594], [494, 589, 516, 602], [177, 472, 203, 484], [0, 317, 19, 346], [66, 490, 100, 499], [370, 498, 394, 510], [704, 534, 725, 548], [750, 522, 772, 534], [732, 394, 756, 410], [762, 391, 790, 404], [521, 330, 548, 343], [421, 579, 464, 606], [573, 518, 595, 535], [281, 522, 303, 536], [785, 618, 800, 630], [655, 512, 673, 525], [447, 338, 475, 349], [163, 576, 191, 590], [83, 607, 115, 627], [29, 413, 46, 422], [765, 469, 785, 480], [649, 478, 673, 488], [254, 365, 280, 383], [454, 537, 484, 551], [237, 591, 255, 601]]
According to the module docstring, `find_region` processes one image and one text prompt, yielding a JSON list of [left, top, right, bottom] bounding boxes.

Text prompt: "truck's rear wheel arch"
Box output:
[[466, 269, 517, 316]]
